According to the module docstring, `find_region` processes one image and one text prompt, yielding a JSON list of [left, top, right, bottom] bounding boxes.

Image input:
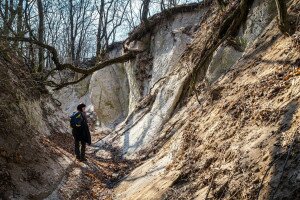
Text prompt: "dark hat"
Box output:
[[77, 103, 86, 112]]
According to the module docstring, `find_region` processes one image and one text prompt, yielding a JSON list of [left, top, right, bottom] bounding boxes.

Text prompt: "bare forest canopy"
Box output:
[[0, 0, 292, 91]]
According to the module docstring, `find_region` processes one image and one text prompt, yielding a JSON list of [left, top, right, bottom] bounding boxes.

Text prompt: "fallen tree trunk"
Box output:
[[1, 1, 213, 90]]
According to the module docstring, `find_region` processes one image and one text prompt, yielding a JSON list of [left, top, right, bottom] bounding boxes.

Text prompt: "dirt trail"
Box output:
[[46, 131, 134, 200]]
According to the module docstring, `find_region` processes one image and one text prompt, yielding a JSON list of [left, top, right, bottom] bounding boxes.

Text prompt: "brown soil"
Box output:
[[163, 14, 300, 200], [47, 131, 135, 200]]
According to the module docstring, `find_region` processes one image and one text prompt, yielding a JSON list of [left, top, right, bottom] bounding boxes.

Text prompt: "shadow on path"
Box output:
[[258, 100, 300, 200]]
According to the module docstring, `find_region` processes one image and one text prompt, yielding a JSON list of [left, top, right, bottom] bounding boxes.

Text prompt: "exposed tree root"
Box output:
[[178, 0, 255, 106], [275, 0, 291, 35]]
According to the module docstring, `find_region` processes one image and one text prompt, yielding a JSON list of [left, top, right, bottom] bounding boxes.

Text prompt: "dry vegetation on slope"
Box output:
[[114, 0, 300, 199], [161, 2, 300, 199]]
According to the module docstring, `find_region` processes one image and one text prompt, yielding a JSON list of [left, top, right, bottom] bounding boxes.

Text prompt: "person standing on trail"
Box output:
[[70, 103, 91, 161]]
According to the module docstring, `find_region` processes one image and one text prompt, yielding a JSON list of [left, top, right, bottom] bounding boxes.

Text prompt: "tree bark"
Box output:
[[69, 0, 76, 63], [160, 0, 165, 11], [3, 0, 9, 35], [96, 0, 105, 56], [216, 0, 227, 10], [275, 0, 290, 35], [37, 0, 45, 72], [16, 0, 24, 37], [141, 0, 151, 26]]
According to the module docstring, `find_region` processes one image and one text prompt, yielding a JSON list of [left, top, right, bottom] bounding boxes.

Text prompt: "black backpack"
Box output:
[[70, 112, 82, 128]]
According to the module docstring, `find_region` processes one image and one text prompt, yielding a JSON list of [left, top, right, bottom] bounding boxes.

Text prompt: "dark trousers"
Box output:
[[74, 139, 86, 159]]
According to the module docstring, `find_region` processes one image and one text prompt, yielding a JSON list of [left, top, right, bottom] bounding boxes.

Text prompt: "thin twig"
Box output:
[[205, 171, 219, 200]]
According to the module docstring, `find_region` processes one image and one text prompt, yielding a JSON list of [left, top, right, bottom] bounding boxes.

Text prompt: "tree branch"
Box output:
[[0, 36, 140, 74], [48, 74, 90, 90]]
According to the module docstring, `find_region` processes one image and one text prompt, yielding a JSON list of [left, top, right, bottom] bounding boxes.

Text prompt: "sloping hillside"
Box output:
[[111, 0, 300, 199], [0, 49, 73, 199]]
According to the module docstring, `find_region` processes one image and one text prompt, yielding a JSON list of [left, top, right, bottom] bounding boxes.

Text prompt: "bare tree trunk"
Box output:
[[141, 0, 150, 25], [275, 0, 290, 34], [2, 0, 14, 36], [169, 0, 177, 7], [29, 42, 35, 72], [69, 0, 76, 63], [160, 0, 165, 11], [96, 0, 105, 57], [37, 0, 45, 72], [3, 0, 9, 35], [16, 0, 24, 37]]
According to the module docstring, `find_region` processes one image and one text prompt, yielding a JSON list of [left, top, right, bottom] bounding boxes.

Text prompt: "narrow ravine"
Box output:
[[1, 0, 300, 199]]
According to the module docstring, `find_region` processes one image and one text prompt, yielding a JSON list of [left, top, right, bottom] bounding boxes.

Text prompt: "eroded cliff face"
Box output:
[[112, 0, 300, 199], [95, 0, 277, 161], [206, 0, 275, 84], [89, 45, 129, 129], [95, 6, 208, 160], [54, 6, 208, 143], [0, 54, 72, 199], [66, 0, 275, 160]]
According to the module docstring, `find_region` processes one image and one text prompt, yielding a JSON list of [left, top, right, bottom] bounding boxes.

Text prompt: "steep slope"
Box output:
[[0, 49, 72, 199], [0, 49, 133, 199], [46, 0, 300, 198], [163, 20, 300, 199], [97, 2, 209, 159], [111, 0, 300, 199]]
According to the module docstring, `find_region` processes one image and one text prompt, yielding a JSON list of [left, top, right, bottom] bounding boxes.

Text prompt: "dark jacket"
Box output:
[[72, 112, 91, 145]]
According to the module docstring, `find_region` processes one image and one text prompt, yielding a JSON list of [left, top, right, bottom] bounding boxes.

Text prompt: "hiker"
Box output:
[[70, 103, 91, 161]]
